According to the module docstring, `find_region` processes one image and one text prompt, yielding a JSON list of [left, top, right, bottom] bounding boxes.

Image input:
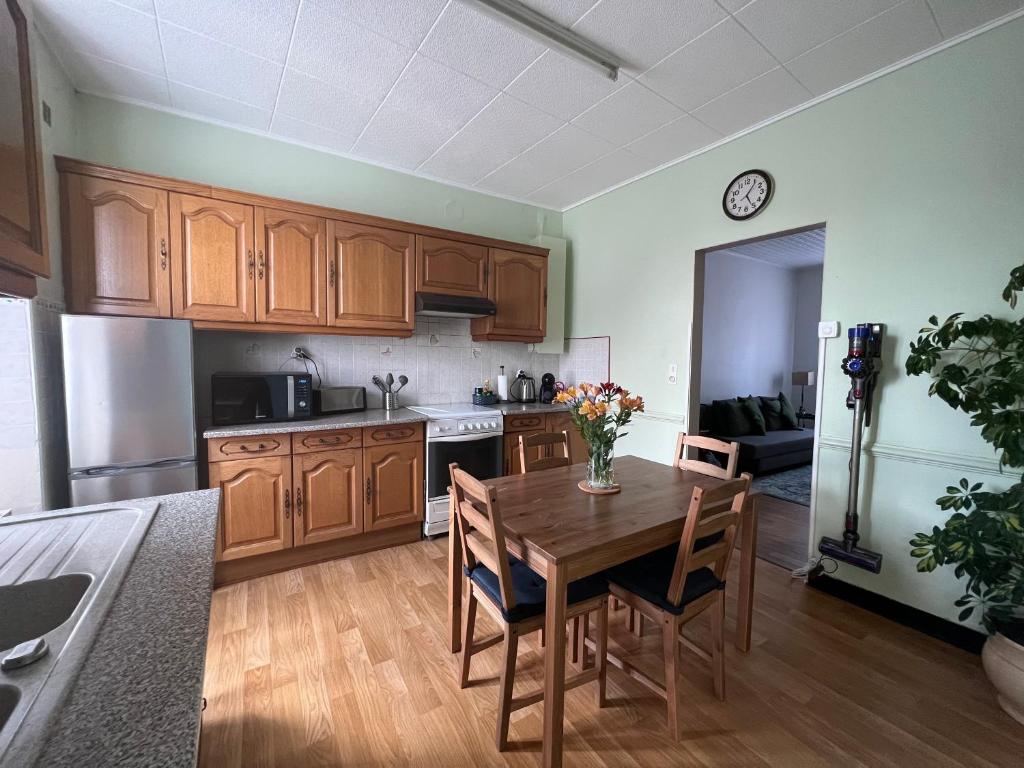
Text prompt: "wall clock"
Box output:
[[723, 170, 773, 220]]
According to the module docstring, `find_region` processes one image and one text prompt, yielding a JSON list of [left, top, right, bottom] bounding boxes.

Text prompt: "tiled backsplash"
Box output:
[[193, 320, 609, 426]]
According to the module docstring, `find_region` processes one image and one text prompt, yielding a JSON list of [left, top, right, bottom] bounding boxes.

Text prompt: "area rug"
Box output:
[[752, 464, 812, 506]]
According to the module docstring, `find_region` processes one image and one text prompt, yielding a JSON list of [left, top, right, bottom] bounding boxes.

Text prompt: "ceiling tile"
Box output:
[[926, 0, 1024, 38], [735, 0, 898, 62], [169, 82, 273, 130], [311, 0, 448, 48], [718, 0, 753, 10], [382, 54, 498, 131], [626, 115, 721, 166], [288, 1, 413, 99], [161, 23, 283, 109], [351, 136, 436, 170], [35, 0, 163, 75], [506, 50, 625, 121], [419, 94, 562, 183], [529, 149, 650, 209], [419, 2, 545, 89], [356, 105, 454, 168], [114, 0, 155, 13], [270, 113, 356, 153], [276, 69, 377, 139], [642, 18, 775, 110], [155, 0, 300, 63], [692, 67, 810, 136], [476, 123, 613, 197], [70, 50, 170, 105], [523, 0, 598, 27], [571, 0, 727, 72], [786, 0, 941, 95], [572, 81, 683, 146]]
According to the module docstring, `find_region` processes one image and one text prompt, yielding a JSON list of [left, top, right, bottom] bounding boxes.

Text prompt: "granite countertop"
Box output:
[[202, 407, 427, 439], [34, 489, 221, 768], [497, 401, 569, 414]]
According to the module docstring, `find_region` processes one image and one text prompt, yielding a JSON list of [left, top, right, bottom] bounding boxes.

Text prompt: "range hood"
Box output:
[[415, 292, 496, 318]]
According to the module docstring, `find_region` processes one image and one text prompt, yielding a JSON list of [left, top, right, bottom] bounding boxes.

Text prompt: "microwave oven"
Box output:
[[211, 372, 313, 426]]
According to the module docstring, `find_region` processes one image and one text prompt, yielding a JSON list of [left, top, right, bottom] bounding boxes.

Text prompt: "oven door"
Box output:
[[426, 433, 503, 500]]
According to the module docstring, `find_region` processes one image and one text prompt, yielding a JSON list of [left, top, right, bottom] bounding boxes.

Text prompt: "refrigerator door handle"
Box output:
[[71, 458, 197, 478]]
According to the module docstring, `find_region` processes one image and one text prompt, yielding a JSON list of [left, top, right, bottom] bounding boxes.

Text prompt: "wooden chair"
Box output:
[[449, 463, 610, 751], [672, 432, 739, 479], [518, 431, 573, 473], [605, 475, 750, 740]]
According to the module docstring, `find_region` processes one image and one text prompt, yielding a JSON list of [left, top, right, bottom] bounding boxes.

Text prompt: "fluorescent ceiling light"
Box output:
[[458, 0, 622, 81]]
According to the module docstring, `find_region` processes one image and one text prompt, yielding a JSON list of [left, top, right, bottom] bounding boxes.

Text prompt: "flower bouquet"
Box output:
[[555, 381, 645, 493]]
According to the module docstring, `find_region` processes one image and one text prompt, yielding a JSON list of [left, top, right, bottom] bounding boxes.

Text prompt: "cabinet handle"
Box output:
[[247, 249, 255, 279], [284, 489, 291, 519], [329, 259, 336, 287], [239, 445, 249, 452], [257, 249, 265, 280], [483, 260, 489, 282], [296, 487, 303, 516], [366, 478, 371, 504], [159, 238, 167, 270]]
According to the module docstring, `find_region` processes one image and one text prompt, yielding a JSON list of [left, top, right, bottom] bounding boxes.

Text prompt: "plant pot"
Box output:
[[982, 632, 1024, 726]]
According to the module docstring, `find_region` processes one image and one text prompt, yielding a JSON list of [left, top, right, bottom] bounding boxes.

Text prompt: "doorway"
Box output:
[[688, 225, 825, 571]]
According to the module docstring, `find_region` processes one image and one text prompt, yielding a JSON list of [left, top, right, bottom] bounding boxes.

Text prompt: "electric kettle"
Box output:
[[509, 369, 536, 403]]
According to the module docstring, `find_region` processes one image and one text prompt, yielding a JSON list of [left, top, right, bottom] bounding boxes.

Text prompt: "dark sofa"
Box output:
[[700, 401, 812, 475]]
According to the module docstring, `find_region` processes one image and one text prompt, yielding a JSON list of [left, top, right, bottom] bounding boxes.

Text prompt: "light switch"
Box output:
[[668, 363, 678, 384], [818, 321, 839, 339]]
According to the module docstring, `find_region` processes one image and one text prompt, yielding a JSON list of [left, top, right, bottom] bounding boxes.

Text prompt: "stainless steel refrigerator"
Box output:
[[62, 315, 198, 505]]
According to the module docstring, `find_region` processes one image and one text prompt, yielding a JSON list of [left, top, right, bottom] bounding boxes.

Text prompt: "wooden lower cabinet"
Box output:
[[503, 411, 587, 476], [364, 441, 424, 531], [294, 449, 363, 546], [209, 456, 292, 561], [546, 412, 589, 465]]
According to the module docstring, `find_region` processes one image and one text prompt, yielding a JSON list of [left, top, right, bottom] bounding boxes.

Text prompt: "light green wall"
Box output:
[[562, 19, 1024, 624], [73, 95, 561, 246]]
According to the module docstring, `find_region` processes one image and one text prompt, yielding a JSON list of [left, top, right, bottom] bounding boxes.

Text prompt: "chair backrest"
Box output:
[[666, 473, 751, 607], [518, 431, 572, 474], [672, 431, 739, 480], [449, 463, 518, 612]]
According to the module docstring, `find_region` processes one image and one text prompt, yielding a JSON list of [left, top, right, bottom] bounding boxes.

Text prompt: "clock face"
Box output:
[[723, 170, 773, 220]]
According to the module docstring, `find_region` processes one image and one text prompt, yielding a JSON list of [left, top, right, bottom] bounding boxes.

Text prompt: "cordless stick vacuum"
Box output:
[[818, 323, 885, 574]]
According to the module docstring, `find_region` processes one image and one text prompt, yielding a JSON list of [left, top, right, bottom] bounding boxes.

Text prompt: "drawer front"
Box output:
[[505, 414, 545, 432], [208, 434, 291, 462], [292, 428, 362, 454], [362, 422, 424, 446]]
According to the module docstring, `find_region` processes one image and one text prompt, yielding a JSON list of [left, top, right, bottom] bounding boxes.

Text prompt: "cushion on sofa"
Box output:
[[760, 392, 799, 430], [711, 399, 752, 437], [738, 395, 766, 435], [733, 430, 813, 459]]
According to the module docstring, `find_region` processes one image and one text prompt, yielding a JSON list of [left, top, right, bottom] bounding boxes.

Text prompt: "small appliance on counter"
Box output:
[[508, 369, 537, 403], [372, 372, 408, 410], [211, 372, 313, 426], [313, 386, 366, 416], [539, 372, 557, 404]]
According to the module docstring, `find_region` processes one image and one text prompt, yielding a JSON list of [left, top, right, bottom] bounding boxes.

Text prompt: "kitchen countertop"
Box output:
[[202, 407, 427, 439], [497, 402, 569, 414], [33, 489, 221, 768]]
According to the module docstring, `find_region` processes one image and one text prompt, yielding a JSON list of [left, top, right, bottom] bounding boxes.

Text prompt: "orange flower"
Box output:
[[620, 395, 645, 412], [554, 391, 571, 403], [565, 386, 579, 398], [594, 401, 609, 415]]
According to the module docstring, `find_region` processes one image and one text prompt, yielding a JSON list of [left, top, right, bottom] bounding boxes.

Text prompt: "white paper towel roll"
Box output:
[[497, 374, 509, 401]]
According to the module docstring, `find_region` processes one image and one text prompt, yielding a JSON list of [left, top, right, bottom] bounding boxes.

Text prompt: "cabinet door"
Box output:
[[64, 174, 170, 317], [547, 413, 587, 465], [256, 207, 326, 326], [415, 235, 487, 298], [170, 193, 255, 322], [364, 441, 424, 531], [294, 449, 363, 546], [327, 221, 414, 332], [472, 249, 547, 340], [209, 456, 292, 561]]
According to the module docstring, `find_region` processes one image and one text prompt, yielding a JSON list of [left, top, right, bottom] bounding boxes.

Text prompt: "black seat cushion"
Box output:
[[468, 555, 608, 623], [606, 545, 724, 615]]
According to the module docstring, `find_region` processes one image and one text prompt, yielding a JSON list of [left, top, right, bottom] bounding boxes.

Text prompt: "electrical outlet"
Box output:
[[42, 101, 51, 127], [818, 320, 839, 339], [668, 363, 678, 384]]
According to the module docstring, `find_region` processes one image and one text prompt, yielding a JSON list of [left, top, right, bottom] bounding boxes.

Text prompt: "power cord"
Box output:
[[279, 346, 322, 388], [792, 555, 838, 580]]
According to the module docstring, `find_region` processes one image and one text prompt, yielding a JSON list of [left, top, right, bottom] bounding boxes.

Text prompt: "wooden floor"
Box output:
[[755, 495, 810, 572], [199, 539, 1024, 768]]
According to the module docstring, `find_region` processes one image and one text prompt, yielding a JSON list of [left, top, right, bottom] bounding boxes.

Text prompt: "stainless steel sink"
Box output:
[[0, 502, 157, 767]]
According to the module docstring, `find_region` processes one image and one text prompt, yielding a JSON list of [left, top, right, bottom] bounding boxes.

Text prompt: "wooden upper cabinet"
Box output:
[[472, 249, 547, 341], [210, 456, 292, 561], [256, 207, 326, 326], [364, 441, 424, 532], [170, 193, 254, 322], [294, 449, 363, 546], [415, 236, 487, 298], [63, 174, 170, 317], [326, 220, 415, 332]]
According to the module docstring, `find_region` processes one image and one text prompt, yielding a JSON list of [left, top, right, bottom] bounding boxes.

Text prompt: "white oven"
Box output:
[[408, 405, 504, 537]]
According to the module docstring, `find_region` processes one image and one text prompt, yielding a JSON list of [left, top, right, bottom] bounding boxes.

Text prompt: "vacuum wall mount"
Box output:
[[818, 323, 885, 574]]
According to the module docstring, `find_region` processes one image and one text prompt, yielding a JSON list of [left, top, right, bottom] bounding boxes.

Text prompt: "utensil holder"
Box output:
[[383, 392, 398, 411]]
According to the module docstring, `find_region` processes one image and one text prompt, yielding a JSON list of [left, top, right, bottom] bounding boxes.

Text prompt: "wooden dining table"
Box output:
[[446, 456, 760, 768]]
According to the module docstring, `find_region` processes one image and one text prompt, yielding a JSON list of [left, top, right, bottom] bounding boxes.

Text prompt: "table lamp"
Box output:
[[791, 370, 816, 417]]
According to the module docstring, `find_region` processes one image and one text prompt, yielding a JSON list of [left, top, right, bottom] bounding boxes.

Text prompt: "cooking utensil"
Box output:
[[395, 374, 409, 392], [371, 375, 388, 393], [385, 372, 394, 391]]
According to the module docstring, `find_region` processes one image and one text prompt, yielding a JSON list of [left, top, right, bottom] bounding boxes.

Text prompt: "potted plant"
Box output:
[[555, 382, 645, 493], [905, 263, 1024, 725]]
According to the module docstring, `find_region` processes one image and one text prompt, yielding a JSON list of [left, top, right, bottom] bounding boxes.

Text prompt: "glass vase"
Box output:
[[586, 443, 616, 489]]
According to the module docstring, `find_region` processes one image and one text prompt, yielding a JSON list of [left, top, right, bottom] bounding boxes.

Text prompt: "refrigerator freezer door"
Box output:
[[69, 461, 197, 506], [62, 316, 196, 470]]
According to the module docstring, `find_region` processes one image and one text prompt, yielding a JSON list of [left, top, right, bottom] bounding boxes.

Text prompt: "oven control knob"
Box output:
[[474, 423, 482, 430], [488, 421, 496, 429], [458, 424, 466, 431]]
